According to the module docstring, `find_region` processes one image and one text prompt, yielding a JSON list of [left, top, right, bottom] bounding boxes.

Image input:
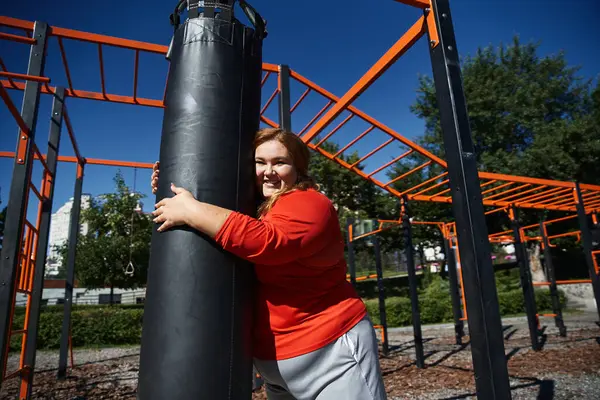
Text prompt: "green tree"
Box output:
[[402, 35, 599, 236], [57, 171, 152, 301], [308, 141, 395, 219], [308, 140, 402, 271]]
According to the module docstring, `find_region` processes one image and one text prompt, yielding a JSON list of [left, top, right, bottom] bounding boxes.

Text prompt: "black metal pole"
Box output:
[[0, 21, 48, 388], [346, 218, 357, 286], [57, 161, 85, 379], [278, 64, 292, 132], [19, 88, 65, 397], [509, 207, 540, 351], [372, 232, 389, 355], [444, 232, 464, 345], [574, 183, 600, 321], [539, 220, 566, 337], [401, 198, 424, 368], [425, 2, 511, 397]]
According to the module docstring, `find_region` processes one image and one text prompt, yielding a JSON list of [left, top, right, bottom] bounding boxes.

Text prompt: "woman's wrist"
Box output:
[[186, 200, 233, 238]]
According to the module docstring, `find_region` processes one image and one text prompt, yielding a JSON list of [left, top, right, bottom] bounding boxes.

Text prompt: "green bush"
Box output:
[[365, 275, 567, 328], [7, 276, 570, 351], [9, 307, 143, 352]]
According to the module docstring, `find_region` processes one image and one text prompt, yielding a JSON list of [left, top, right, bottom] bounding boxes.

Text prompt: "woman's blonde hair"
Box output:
[[255, 127, 318, 216]]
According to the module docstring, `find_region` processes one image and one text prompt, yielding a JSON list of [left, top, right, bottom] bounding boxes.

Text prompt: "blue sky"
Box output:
[[1, 0, 599, 219]]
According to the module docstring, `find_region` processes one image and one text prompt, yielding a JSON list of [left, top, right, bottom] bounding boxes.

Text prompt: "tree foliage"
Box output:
[[57, 172, 153, 291], [400, 36, 599, 236], [411, 36, 599, 183]]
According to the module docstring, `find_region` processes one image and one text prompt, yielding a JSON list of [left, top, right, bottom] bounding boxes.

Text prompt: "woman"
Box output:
[[151, 127, 386, 400]]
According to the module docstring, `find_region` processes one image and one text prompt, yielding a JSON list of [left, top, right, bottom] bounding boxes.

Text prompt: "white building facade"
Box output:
[[45, 194, 92, 276]]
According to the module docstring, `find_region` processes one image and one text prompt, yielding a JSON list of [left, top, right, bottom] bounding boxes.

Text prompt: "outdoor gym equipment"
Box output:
[[1, 1, 600, 399], [136, 1, 266, 399]]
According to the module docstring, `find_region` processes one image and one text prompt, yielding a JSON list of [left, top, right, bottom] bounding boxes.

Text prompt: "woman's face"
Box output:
[[255, 139, 298, 198]]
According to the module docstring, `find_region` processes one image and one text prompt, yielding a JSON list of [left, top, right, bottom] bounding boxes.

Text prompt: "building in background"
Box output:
[[45, 194, 92, 277]]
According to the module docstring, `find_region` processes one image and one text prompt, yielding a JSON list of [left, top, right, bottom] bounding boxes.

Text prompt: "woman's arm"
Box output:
[[152, 183, 232, 237], [154, 185, 335, 265], [186, 200, 233, 238], [214, 191, 334, 265]]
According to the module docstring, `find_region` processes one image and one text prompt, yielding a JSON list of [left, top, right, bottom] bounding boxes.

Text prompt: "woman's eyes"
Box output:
[[255, 160, 286, 165]]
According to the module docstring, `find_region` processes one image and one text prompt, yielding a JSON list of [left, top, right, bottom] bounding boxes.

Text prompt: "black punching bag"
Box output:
[[137, 1, 266, 399]]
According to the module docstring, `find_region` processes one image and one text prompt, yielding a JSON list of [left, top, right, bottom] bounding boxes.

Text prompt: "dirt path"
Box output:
[[1, 314, 598, 399]]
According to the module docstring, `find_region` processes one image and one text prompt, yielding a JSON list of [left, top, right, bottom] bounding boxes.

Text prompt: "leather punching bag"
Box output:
[[137, 1, 266, 399]]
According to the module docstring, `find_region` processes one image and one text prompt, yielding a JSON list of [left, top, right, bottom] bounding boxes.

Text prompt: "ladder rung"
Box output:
[[3, 367, 27, 380], [16, 289, 31, 295], [10, 329, 26, 335]]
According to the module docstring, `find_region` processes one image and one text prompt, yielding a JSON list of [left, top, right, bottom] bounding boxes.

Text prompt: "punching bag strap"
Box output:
[[238, 0, 268, 39]]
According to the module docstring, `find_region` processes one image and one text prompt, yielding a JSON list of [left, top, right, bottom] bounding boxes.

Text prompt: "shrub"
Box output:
[[365, 278, 567, 328], [10, 307, 143, 352]]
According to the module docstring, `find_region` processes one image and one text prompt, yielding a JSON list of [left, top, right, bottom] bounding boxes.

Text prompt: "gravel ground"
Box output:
[[1, 313, 598, 399]]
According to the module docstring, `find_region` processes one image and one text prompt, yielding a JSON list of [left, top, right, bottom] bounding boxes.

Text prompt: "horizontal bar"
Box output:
[[367, 149, 413, 178], [29, 182, 43, 202], [301, 15, 426, 143], [31, 142, 52, 177], [0, 82, 30, 133], [483, 183, 530, 201], [547, 231, 580, 241], [351, 138, 394, 167], [290, 88, 310, 113], [395, 0, 431, 8], [261, 71, 271, 86], [3, 79, 164, 108], [484, 207, 507, 216], [413, 178, 449, 196], [55, 25, 168, 54], [0, 71, 50, 83], [518, 214, 578, 231], [262, 63, 279, 73], [477, 171, 576, 189], [0, 32, 36, 44], [298, 101, 333, 136], [315, 114, 353, 147], [495, 185, 547, 203], [400, 171, 448, 196], [289, 71, 447, 167], [513, 187, 570, 206], [0, 16, 33, 30], [261, 115, 278, 128], [3, 368, 26, 381], [307, 143, 403, 199], [533, 280, 591, 286], [0, 151, 153, 169], [23, 219, 38, 234], [261, 88, 279, 115], [579, 182, 600, 192], [334, 126, 375, 157], [481, 182, 513, 196], [384, 161, 432, 187]]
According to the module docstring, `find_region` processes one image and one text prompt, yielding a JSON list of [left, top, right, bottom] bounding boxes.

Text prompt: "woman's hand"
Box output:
[[151, 161, 159, 194], [152, 183, 199, 232]]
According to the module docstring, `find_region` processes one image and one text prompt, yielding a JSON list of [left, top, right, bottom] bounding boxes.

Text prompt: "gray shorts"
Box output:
[[253, 315, 387, 400]]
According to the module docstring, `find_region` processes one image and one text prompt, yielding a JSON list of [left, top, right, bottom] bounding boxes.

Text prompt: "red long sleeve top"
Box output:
[[214, 188, 367, 360]]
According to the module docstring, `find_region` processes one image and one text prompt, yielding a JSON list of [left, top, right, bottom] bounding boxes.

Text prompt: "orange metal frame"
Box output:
[[1, 1, 599, 394], [347, 219, 468, 321], [0, 80, 82, 393]]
